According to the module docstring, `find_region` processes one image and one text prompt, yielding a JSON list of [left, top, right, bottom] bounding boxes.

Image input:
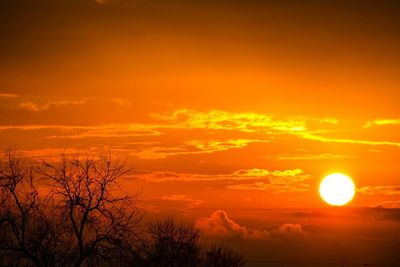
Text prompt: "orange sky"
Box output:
[[1, 0, 400, 264]]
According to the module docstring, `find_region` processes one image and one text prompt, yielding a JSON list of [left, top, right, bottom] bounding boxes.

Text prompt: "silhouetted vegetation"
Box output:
[[0, 149, 244, 267], [131, 219, 243, 267]]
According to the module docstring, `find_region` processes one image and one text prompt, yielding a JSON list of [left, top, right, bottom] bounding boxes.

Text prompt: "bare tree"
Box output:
[[1, 150, 244, 267], [0, 150, 140, 267], [142, 219, 201, 267], [202, 245, 245, 267], [133, 219, 245, 267], [35, 152, 140, 267], [0, 149, 43, 266]]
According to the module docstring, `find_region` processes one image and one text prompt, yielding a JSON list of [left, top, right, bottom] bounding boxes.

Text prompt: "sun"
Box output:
[[319, 173, 355, 206]]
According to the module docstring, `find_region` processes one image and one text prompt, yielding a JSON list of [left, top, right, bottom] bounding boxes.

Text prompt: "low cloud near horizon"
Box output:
[[195, 210, 307, 240]]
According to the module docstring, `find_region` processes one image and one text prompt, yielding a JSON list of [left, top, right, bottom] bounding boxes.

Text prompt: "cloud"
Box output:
[[0, 124, 266, 160], [140, 194, 204, 212], [18, 100, 86, 112], [195, 210, 268, 237], [137, 171, 235, 182], [227, 182, 309, 193], [227, 182, 270, 191], [111, 97, 131, 107], [152, 109, 400, 148], [138, 168, 307, 182], [0, 122, 267, 159], [353, 206, 400, 221], [268, 223, 307, 238], [14, 147, 83, 161], [233, 168, 304, 177], [137, 168, 310, 193], [128, 139, 267, 159], [269, 153, 353, 161], [227, 168, 310, 193], [160, 194, 203, 208], [375, 200, 400, 209], [153, 109, 315, 133], [3, 108, 398, 165], [358, 185, 400, 196], [188, 139, 269, 153], [195, 210, 306, 240], [364, 119, 400, 128], [185, 139, 269, 155], [3, 108, 398, 162], [301, 133, 400, 148], [0, 125, 79, 131], [46, 124, 161, 139], [0, 123, 161, 138], [0, 93, 19, 98]]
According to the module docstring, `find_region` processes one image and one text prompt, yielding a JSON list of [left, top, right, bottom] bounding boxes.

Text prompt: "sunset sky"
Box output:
[[1, 0, 400, 265]]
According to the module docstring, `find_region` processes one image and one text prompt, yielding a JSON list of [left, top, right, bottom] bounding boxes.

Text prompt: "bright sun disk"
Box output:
[[319, 173, 355, 206]]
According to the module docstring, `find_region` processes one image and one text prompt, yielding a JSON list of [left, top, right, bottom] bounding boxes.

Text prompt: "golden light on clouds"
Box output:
[[1, 0, 400, 264]]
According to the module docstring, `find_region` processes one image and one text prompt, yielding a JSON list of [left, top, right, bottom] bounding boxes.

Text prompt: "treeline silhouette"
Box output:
[[0, 149, 244, 267]]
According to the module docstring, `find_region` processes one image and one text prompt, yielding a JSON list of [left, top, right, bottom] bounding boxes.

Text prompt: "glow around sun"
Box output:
[[319, 173, 355, 206]]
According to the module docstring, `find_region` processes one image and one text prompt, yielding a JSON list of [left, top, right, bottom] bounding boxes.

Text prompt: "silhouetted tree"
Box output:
[[131, 219, 245, 267], [202, 245, 245, 267], [35, 152, 140, 267], [0, 150, 140, 267], [142, 219, 201, 267], [1, 150, 244, 267], [0, 149, 44, 266]]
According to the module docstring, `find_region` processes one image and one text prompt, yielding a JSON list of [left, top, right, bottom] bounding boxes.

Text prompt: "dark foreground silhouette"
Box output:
[[0, 150, 244, 267]]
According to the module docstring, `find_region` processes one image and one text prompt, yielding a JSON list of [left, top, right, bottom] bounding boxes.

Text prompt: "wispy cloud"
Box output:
[[269, 153, 353, 161], [301, 133, 400, 148], [0, 121, 268, 159], [187, 139, 269, 153], [0, 93, 19, 98], [364, 119, 400, 128], [46, 124, 161, 139], [140, 194, 204, 212], [135, 168, 310, 193], [153, 109, 400, 148], [227, 182, 309, 193], [153, 109, 313, 133], [128, 139, 268, 159], [233, 168, 304, 177], [111, 97, 131, 107], [137, 168, 307, 182], [358, 185, 400, 196], [374, 200, 400, 209], [227, 168, 310, 193], [14, 147, 84, 161], [0, 124, 161, 137], [227, 182, 271, 191], [2, 108, 399, 162], [19, 100, 86, 112]]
